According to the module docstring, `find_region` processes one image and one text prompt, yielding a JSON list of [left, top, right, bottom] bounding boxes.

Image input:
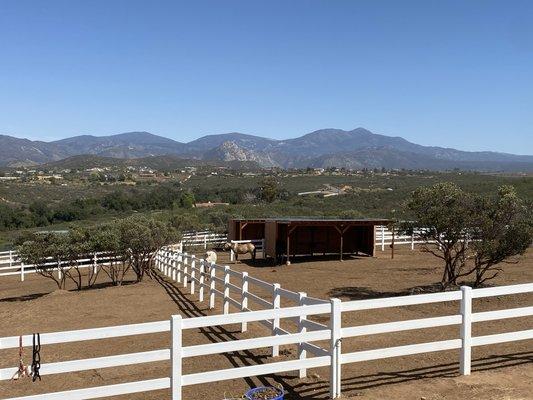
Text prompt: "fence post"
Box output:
[[170, 252, 176, 281], [230, 248, 235, 262], [330, 298, 342, 398], [460, 286, 472, 375], [9, 250, 13, 269], [199, 260, 205, 302], [272, 283, 281, 357], [223, 266, 230, 314], [381, 226, 385, 251], [411, 232, 415, 250], [20, 261, 25, 282], [177, 252, 182, 283], [209, 263, 216, 309], [93, 253, 98, 275], [241, 272, 249, 332], [57, 258, 62, 280], [167, 251, 172, 277], [204, 235, 207, 250], [171, 314, 182, 400], [298, 292, 307, 378], [183, 254, 188, 288], [190, 256, 196, 295]]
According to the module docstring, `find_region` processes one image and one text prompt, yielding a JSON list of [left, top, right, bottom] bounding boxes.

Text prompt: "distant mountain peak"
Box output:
[[0, 128, 532, 171]]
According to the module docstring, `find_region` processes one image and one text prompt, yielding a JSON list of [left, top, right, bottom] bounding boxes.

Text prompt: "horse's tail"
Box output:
[[252, 246, 257, 260]]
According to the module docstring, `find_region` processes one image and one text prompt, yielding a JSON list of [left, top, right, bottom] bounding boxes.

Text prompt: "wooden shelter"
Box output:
[[228, 217, 391, 263]]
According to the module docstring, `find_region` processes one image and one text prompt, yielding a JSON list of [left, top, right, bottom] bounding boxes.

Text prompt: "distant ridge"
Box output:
[[1, 128, 532, 172]]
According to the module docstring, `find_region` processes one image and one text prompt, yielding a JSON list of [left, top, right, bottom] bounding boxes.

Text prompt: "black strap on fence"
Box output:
[[31, 333, 41, 382]]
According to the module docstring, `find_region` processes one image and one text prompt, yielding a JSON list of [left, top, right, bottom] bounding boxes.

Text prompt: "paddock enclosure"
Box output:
[[1, 247, 532, 400], [228, 218, 391, 262]]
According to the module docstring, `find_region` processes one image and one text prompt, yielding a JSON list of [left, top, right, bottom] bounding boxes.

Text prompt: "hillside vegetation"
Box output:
[[1, 169, 531, 249]]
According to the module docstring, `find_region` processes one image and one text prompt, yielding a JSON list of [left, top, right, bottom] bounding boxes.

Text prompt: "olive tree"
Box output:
[[404, 182, 475, 288], [469, 186, 532, 286], [17, 232, 69, 289], [17, 230, 93, 290], [116, 215, 179, 282], [84, 224, 130, 286]]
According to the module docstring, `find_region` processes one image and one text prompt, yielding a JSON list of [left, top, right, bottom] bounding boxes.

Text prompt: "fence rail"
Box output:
[[181, 231, 227, 249], [375, 225, 435, 251], [2, 247, 531, 400], [0, 252, 121, 282]]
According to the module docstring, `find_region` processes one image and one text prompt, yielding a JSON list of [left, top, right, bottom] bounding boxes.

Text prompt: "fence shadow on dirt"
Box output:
[[154, 273, 287, 394], [327, 283, 450, 300], [291, 350, 533, 398], [236, 254, 371, 269], [155, 274, 533, 400]]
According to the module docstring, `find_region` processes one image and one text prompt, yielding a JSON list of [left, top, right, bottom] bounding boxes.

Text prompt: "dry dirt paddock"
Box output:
[[0, 247, 532, 400]]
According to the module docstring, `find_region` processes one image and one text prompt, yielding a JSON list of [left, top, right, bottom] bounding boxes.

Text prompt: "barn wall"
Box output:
[[227, 220, 238, 241], [264, 221, 278, 258]]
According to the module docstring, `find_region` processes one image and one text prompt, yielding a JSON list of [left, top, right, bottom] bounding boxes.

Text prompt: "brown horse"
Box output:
[[224, 242, 256, 261]]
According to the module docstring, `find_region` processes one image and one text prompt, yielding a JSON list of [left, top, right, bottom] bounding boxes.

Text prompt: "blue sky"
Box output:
[[0, 0, 532, 154]]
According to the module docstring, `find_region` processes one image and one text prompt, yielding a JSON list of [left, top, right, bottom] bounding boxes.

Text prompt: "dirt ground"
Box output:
[[0, 247, 532, 400]]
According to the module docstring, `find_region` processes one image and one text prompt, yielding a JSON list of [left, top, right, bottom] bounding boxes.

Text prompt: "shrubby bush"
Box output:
[[403, 183, 532, 288], [16, 215, 179, 289]]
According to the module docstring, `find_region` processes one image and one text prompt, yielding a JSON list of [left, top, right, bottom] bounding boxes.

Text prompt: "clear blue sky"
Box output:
[[1, 0, 532, 154]]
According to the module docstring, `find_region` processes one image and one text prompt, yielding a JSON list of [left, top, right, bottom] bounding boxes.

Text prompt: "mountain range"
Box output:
[[1, 128, 532, 172]]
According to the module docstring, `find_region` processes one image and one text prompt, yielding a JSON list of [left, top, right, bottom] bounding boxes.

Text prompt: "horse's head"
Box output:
[[223, 242, 232, 251]]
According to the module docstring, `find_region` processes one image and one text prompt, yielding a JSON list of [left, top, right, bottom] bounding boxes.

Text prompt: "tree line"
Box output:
[[0, 184, 195, 230]]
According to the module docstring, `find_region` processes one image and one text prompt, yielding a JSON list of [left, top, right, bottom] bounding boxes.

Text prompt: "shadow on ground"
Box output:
[[155, 273, 532, 399]]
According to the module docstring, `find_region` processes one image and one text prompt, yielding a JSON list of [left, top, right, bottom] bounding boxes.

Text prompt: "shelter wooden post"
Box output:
[[286, 227, 290, 265], [339, 227, 344, 261], [286, 225, 297, 265]]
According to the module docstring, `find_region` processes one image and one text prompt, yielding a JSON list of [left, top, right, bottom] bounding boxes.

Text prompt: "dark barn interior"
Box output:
[[228, 219, 267, 241]]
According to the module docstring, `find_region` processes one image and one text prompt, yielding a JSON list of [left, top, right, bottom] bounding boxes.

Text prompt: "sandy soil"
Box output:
[[0, 247, 531, 400]]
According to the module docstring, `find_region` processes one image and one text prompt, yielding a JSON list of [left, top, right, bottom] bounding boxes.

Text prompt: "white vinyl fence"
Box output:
[[181, 231, 227, 249], [375, 225, 433, 251], [1, 248, 531, 400], [0, 251, 120, 282], [154, 249, 328, 360]]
